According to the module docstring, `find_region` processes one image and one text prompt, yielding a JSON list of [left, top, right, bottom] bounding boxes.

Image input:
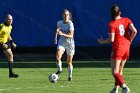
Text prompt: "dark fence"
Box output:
[[0, 46, 138, 61]]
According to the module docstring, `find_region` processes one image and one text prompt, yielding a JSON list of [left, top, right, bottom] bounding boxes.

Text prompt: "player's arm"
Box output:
[[0, 25, 8, 49], [58, 28, 74, 39], [0, 24, 4, 34], [97, 33, 115, 44], [54, 26, 60, 44], [0, 26, 3, 44], [129, 24, 137, 43], [8, 35, 17, 48]]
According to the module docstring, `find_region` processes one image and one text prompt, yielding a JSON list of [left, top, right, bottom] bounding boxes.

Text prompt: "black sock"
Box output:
[[8, 61, 13, 75]]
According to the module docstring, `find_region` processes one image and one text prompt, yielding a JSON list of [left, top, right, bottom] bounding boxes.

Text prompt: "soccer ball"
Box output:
[[49, 73, 58, 83]]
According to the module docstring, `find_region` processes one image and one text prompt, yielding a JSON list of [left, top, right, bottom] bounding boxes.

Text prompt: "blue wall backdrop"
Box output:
[[0, 0, 140, 47]]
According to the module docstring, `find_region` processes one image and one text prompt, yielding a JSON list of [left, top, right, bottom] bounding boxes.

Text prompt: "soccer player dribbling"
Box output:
[[97, 5, 137, 93], [0, 14, 19, 78], [54, 9, 75, 81]]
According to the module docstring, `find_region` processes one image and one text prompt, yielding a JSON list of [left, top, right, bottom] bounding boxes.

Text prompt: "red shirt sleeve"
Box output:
[[108, 23, 115, 33], [126, 18, 132, 25]]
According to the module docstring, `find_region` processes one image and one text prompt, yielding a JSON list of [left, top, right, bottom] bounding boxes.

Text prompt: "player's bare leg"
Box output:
[[55, 49, 64, 75], [119, 60, 127, 76], [110, 60, 121, 93], [67, 54, 73, 81], [4, 49, 19, 78], [110, 59, 130, 93], [120, 60, 130, 93]]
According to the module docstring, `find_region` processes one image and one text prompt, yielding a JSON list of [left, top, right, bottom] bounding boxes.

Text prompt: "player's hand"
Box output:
[[54, 38, 57, 44], [97, 38, 104, 44], [58, 31, 63, 35], [2, 44, 8, 49], [12, 43, 17, 48], [129, 38, 133, 44]]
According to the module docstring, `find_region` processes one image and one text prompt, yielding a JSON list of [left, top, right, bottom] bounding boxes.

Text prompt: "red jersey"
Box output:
[[109, 17, 132, 50]]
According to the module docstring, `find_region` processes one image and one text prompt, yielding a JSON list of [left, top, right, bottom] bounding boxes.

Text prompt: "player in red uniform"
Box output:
[[98, 5, 137, 93]]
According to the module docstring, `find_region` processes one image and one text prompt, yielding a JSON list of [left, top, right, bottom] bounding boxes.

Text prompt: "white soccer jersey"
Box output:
[[57, 20, 75, 55]]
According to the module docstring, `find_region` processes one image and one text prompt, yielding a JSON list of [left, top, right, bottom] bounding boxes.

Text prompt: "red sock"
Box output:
[[114, 73, 125, 86], [115, 75, 123, 86], [115, 79, 120, 86]]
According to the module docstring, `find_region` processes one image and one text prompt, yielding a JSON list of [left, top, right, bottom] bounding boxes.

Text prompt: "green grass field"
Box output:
[[0, 61, 140, 93]]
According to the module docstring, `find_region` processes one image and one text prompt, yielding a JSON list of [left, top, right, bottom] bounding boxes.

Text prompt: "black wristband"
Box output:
[[10, 40, 14, 44], [0, 42, 3, 45]]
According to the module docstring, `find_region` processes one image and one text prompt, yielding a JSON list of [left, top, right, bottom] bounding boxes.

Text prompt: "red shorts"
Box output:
[[111, 45, 130, 60]]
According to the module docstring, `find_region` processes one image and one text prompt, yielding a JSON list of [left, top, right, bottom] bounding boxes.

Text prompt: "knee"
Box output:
[[56, 58, 60, 62], [7, 53, 13, 59], [67, 61, 72, 66], [56, 54, 61, 62], [112, 70, 119, 75], [9, 54, 13, 58]]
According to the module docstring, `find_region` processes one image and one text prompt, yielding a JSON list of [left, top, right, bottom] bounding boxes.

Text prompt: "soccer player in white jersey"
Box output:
[[54, 9, 75, 81]]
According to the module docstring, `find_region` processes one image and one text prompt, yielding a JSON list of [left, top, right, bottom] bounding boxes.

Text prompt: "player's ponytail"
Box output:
[[111, 4, 120, 20]]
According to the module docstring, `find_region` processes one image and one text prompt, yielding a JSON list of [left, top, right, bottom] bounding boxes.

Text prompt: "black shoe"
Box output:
[[55, 70, 62, 75], [9, 73, 19, 78], [68, 77, 72, 81]]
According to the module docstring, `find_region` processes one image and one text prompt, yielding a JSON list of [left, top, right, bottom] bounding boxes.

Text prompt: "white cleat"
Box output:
[[122, 87, 130, 93]]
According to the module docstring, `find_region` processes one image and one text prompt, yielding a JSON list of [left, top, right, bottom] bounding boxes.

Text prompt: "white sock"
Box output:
[[68, 65, 73, 77], [122, 84, 126, 88], [56, 61, 62, 71], [115, 86, 119, 90]]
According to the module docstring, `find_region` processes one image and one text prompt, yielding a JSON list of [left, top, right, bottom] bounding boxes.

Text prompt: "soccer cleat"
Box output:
[[68, 77, 72, 81], [110, 88, 118, 93], [122, 87, 130, 93], [55, 70, 62, 75], [9, 73, 19, 78]]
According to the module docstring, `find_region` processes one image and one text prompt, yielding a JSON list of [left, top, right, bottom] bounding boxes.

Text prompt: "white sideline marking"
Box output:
[[0, 85, 69, 91], [0, 89, 10, 90], [60, 86, 67, 87]]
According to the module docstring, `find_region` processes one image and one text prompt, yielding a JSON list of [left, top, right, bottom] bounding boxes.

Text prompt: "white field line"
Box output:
[[0, 85, 70, 91]]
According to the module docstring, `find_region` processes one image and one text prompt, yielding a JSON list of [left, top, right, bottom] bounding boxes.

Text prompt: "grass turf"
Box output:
[[0, 61, 139, 93]]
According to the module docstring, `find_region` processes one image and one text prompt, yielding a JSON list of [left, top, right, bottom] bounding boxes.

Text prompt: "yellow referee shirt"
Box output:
[[0, 23, 12, 43]]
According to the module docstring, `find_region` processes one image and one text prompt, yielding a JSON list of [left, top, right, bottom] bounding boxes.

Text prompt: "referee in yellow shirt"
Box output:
[[0, 14, 19, 78]]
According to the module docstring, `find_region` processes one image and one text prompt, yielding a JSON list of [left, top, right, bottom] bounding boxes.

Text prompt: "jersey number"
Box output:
[[119, 24, 125, 36]]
